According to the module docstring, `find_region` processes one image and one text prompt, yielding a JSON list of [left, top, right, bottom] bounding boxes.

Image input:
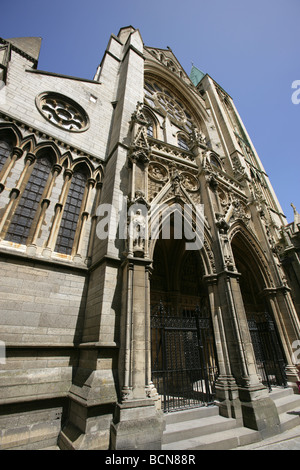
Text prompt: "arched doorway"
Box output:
[[231, 231, 287, 390], [150, 236, 219, 412]]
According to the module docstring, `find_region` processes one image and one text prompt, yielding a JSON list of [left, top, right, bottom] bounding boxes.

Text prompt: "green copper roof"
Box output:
[[190, 65, 205, 86]]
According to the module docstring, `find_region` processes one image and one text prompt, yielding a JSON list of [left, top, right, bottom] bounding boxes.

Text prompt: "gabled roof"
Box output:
[[144, 45, 191, 85], [4, 37, 42, 62]]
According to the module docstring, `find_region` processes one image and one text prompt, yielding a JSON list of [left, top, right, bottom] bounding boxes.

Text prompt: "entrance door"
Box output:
[[151, 303, 218, 412], [150, 239, 218, 412], [231, 232, 287, 390], [247, 312, 287, 390]]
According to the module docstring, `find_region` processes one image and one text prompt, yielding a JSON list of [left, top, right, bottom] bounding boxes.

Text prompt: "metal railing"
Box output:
[[151, 303, 219, 412], [247, 312, 288, 391]]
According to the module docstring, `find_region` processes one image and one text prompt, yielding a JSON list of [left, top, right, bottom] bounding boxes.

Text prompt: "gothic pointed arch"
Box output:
[[54, 161, 90, 256], [143, 105, 159, 138], [144, 59, 210, 135], [0, 122, 22, 147], [229, 223, 288, 390], [34, 141, 61, 165], [148, 199, 214, 276], [93, 164, 104, 182], [5, 152, 54, 245], [60, 151, 72, 169], [20, 134, 37, 153], [176, 130, 190, 151], [71, 157, 94, 179], [229, 223, 275, 290], [150, 217, 219, 412]]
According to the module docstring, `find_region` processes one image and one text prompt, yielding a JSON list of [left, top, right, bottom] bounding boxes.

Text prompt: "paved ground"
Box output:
[[235, 424, 300, 450]]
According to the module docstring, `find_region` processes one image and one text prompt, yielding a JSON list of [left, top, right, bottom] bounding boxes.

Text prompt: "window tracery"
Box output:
[[5, 155, 52, 244], [0, 140, 12, 173], [210, 154, 222, 169], [36, 92, 89, 132], [177, 133, 190, 151], [144, 80, 194, 132], [0, 128, 101, 262], [55, 168, 87, 255]]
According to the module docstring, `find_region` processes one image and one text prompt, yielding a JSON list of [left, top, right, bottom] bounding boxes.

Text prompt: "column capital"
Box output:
[[24, 152, 36, 164], [12, 146, 23, 159]]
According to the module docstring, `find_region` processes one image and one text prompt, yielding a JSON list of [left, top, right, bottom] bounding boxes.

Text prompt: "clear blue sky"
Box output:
[[1, 0, 299, 222]]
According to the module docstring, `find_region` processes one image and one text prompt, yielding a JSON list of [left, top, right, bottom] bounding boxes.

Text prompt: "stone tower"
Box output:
[[0, 26, 299, 450]]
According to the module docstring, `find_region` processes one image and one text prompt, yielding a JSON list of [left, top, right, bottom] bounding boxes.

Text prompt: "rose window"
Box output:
[[36, 92, 89, 132], [144, 80, 194, 132]]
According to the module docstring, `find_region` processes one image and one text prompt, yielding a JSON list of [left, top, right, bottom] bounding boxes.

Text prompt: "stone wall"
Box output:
[[0, 254, 87, 448]]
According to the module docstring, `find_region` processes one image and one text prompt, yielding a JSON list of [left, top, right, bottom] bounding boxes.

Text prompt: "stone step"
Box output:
[[162, 387, 300, 451], [279, 408, 300, 433], [275, 394, 300, 415], [164, 405, 219, 425], [271, 389, 300, 433], [162, 426, 261, 451], [269, 386, 294, 401], [163, 414, 237, 445]]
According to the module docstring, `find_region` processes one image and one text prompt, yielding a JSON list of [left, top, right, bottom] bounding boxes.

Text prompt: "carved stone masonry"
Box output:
[[189, 125, 207, 149]]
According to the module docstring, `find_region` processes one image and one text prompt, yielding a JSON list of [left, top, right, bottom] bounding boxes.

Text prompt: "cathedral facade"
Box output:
[[0, 26, 300, 450]]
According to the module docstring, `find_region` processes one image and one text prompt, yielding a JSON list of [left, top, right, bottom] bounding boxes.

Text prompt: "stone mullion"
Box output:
[[0, 146, 23, 193], [43, 168, 73, 256], [87, 181, 102, 261], [28, 164, 62, 250], [0, 151, 35, 237], [73, 177, 95, 259]]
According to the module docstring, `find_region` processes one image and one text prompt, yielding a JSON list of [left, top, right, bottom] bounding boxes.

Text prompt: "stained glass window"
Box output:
[[0, 140, 12, 173], [55, 169, 87, 255], [5, 156, 52, 244], [177, 135, 189, 150], [144, 80, 194, 132]]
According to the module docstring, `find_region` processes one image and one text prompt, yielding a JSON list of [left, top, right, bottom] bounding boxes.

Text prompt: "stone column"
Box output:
[[110, 256, 164, 450], [73, 177, 96, 262], [43, 168, 73, 257], [219, 269, 281, 437], [204, 274, 242, 423], [0, 146, 23, 193]]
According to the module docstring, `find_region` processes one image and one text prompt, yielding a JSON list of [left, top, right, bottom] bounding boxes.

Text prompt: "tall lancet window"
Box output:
[[55, 167, 87, 255], [5, 156, 52, 244], [0, 140, 12, 173]]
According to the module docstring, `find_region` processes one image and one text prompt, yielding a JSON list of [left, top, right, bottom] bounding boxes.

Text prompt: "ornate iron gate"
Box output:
[[247, 312, 288, 391], [151, 303, 219, 412]]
